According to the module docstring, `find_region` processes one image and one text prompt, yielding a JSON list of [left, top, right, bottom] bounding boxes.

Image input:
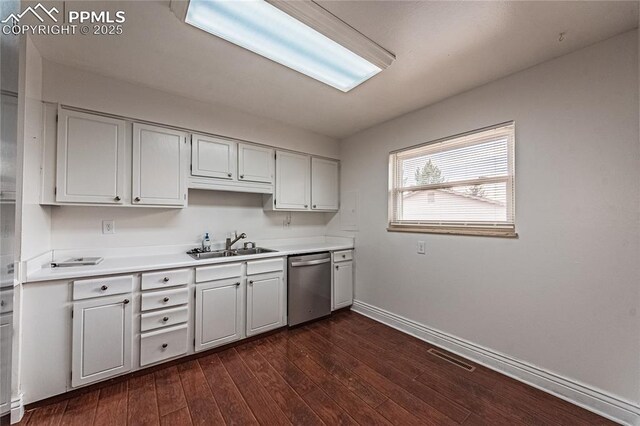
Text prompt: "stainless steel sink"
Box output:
[[187, 250, 237, 260], [187, 247, 277, 260], [234, 247, 278, 255]]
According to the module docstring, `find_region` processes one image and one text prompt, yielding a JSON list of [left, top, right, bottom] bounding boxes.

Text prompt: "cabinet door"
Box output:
[[72, 295, 132, 387], [311, 157, 339, 211], [0, 316, 10, 416], [132, 123, 187, 206], [191, 134, 236, 180], [274, 151, 310, 210], [333, 261, 353, 310], [56, 108, 126, 204], [247, 273, 284, 336], [238, 143, 273, 184], [195, 278, 242, 352]]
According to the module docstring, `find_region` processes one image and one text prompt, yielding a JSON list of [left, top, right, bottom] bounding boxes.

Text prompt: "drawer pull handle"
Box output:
[[162, 343, 168, 349], [123, 299, 130, 304], [235, 282, 240, 287], [163, 277, 170, 282], [342, 254, 346, 258], [0, 300, 4, 307], [163, 297, 170, 302], [101, 285, 108, 291], [163, 316, 169, 322]]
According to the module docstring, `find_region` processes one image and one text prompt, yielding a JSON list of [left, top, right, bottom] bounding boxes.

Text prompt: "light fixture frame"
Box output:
[[170, 0, 395, 88]]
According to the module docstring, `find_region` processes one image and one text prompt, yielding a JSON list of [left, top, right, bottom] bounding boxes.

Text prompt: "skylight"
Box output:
[[185, 0, 383, 92]]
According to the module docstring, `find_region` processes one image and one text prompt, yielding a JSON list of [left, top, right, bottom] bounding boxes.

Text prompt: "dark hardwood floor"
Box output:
[[19, 311, 616, 425]]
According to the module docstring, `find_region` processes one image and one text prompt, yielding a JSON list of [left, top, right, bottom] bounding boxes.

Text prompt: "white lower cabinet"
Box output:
[[246, 272, 285, 337], [0, 315, 11, 415], [195, 277, 243, 352], [72, 294, 132, 387], [140, 324, 188, 367], [333, 251, 354, 310]]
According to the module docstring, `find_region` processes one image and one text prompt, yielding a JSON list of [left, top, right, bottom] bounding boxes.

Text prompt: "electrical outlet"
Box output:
[[102, 220, 115, 234], [417, 241, 426, 254]]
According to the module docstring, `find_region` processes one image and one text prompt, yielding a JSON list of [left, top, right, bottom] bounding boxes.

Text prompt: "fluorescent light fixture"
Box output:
[[184, 0, 383, 92]]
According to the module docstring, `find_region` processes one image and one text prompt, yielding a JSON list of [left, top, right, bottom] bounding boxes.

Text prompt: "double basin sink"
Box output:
[[187, 247, 277, 260]]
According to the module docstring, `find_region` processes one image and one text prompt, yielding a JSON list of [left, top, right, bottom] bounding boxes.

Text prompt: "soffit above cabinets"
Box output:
[[30, 1, 638, 138]]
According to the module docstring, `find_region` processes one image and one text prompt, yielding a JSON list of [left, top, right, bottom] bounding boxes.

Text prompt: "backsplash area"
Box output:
[[50, 189, 334, 250]]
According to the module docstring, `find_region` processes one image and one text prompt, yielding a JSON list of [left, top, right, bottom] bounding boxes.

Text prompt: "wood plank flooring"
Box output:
[[19, 311, 616, 426]]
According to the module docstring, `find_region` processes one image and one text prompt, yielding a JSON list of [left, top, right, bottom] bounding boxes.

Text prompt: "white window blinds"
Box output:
[[388, 122, 516, 236]]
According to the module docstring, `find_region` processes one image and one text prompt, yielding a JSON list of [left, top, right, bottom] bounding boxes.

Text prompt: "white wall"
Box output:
[[50, 190, 333, 249], [19, 37, 50, 261], [36, 60, 339, 250], [333, 30, 640, 404]]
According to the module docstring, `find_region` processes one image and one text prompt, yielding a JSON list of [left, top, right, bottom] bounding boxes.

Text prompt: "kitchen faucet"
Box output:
[[225, 232, 247, 250]]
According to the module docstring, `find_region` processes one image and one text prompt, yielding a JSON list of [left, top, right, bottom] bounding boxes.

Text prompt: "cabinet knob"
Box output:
[[163, 277, 170, 282], [163, 297, 170, 302], [123, 299, 130, 304], [239, 175, 244, 179], [304, 204, 308, 208], [227, 173, 232, 177], [249, 280, 254, 285], [313, 205, 317, 208], [342, 254, 346, 258], [163, 316, 169, 322], [235, 282, 241, 287], [162, 343, 168, 349], [134, 197, 141, 202], [335, 265, 339, 270], [0, 300, 4, 307], [101, 285, 108, 291], [114, 196, 121, 201]]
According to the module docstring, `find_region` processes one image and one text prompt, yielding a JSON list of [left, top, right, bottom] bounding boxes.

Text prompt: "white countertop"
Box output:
[[25, 237, 354, 283]]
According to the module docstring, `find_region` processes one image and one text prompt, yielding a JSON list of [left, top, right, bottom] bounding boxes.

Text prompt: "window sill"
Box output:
[[387, 226, 518, 238]]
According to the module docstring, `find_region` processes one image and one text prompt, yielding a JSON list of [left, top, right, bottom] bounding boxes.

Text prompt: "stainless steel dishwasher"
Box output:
[[287, 252, 332, 327]]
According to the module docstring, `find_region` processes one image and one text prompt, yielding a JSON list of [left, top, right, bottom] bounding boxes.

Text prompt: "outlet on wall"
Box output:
[[417, 241, 426, 254], [102, 220, 115, 234]]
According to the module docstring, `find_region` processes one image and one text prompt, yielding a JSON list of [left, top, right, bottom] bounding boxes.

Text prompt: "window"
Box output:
[[388, 122, 516, 237]]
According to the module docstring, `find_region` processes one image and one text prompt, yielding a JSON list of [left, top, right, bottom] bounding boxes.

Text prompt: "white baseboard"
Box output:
[[352, 300, 640, 426], [10, 393, 23, 424]]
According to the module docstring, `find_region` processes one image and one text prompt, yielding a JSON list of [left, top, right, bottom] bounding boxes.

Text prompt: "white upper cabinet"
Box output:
[[273, 151, 310, 210], [56, 108, 126, 204], [191, 134, 236, 180], [311, 157, 339, 211], [72, 294, 132, 387], [238, 143, 273, 184], [132, 123, 187, 207]]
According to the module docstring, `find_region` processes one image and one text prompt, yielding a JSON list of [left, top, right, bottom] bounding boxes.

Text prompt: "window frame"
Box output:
[[387, 121, 517, 238]]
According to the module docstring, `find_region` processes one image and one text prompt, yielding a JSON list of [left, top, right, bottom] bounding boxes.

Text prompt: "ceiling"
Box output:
[[31, 1, 638, 139]]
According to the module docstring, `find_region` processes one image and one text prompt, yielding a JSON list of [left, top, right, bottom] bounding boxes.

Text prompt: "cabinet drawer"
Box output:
[[141, 306, 189, 332], [73, 275, 133, 300], [140, 324, 188, 366], [141, 269, 189, 290], [333, 250, 353, 263], [246, 258, 283, 276], [141, 287, 189, 311], [0, 287, 13, 314], [196, 263, 242, 283]]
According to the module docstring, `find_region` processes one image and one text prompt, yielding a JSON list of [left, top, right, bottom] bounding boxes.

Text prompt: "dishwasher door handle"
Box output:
[[290, 258, 331, 267]]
